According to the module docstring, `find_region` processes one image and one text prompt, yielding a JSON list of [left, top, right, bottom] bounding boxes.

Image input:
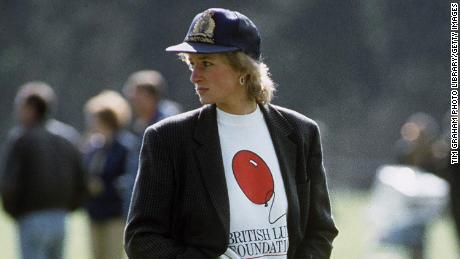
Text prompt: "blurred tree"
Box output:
[[0, 0, 448, 189]]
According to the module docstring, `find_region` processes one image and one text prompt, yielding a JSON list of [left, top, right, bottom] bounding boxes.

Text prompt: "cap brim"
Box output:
[[165, 42, 240, 54]]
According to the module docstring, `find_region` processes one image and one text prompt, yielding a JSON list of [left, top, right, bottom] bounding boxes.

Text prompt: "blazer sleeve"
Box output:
[[124, 127, 208, 259], [295, 123, 338, 259]]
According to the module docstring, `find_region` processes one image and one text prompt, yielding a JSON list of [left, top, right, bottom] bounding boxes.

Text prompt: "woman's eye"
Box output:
[[203, 61, 212, 67]]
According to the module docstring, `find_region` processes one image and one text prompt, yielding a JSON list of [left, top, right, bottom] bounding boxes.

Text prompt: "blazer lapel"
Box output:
[[193, 104, 230, 234], [191, 104, 300, 241], [260, 104, 301, 241]]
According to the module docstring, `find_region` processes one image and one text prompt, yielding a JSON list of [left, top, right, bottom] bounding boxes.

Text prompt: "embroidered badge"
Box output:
[[186, 10, 215, 43]]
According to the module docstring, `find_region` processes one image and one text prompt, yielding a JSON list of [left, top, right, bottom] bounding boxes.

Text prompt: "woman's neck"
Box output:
[[216, 99, 257, 115]]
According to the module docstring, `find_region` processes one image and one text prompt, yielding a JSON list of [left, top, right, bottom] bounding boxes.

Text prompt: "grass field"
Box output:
[[330, 190, 459, 259], [1, 190, 458, 259]]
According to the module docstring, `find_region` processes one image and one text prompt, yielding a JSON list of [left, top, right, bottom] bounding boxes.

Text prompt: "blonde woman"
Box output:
[[125, 8, 338, 259], [83, 90, 132, 259]]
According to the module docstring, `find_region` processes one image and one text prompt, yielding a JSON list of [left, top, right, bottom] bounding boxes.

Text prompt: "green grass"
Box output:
[[1, 191, 458, 259], [0, 210, 93, 259], [330, 190, 459, 259]]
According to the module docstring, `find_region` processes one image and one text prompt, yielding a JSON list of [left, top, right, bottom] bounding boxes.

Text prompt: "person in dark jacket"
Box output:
[[125, 8, 338, 259], [1, 90, 86, 259], [12, 81, 81, 144]]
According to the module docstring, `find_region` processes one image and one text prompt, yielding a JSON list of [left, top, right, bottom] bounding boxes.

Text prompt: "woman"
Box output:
[[125, 8, 338, 259], [82, 90, 132, 259]]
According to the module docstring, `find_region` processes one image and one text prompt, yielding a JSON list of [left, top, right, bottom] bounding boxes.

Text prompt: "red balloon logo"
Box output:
[[232, 150, 274, 205]]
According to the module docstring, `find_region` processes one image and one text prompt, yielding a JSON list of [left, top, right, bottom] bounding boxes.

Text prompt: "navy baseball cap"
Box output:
[[166, 8, 261, 60]]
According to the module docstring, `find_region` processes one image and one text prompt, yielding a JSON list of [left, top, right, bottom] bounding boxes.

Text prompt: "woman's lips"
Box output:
[[196, 87, 209, 94]]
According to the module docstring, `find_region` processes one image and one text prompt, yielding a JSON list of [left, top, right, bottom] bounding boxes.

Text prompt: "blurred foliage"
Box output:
[[0, 0, 449, 188]]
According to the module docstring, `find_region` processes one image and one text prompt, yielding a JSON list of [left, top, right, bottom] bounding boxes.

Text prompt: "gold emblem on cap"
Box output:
[[186, 10, 215, 43]]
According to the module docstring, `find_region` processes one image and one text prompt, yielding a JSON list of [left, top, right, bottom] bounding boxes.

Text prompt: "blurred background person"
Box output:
[[121, 69, 182, 217], [13, 81, 81, 145], [81, 90, 132, 259], [428, 112, 460, 248], [376, 112, 443, 259], [0, 86, 87, 259], [394, 112, 440, 172], [441, 129, 460, 249], [122, 70, 182, 136]]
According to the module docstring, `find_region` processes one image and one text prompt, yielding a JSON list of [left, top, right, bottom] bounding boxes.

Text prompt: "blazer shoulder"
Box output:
[[147, 107, 200, 131], [143, 106, 206, 143], [269, 104, 319, 131]]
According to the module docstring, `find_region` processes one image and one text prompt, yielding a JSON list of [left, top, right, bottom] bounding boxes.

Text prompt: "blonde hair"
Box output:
[[84, 90, 132, 130], [180, 51, 276, 104], [224, 52, 275, 104]]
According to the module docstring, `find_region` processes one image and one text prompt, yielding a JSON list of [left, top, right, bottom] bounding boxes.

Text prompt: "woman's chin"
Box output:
[[198, 97, 213, 105]]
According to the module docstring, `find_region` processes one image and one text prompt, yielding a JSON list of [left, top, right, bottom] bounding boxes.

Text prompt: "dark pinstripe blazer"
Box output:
[[124, 104, 338, 259]]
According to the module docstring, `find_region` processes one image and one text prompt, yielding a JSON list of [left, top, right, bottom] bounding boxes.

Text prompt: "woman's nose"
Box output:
[[190, 68, 201, 84]]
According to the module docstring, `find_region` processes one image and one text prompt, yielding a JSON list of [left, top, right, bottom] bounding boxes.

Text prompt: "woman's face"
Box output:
[[187, 53, 250, 113]]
